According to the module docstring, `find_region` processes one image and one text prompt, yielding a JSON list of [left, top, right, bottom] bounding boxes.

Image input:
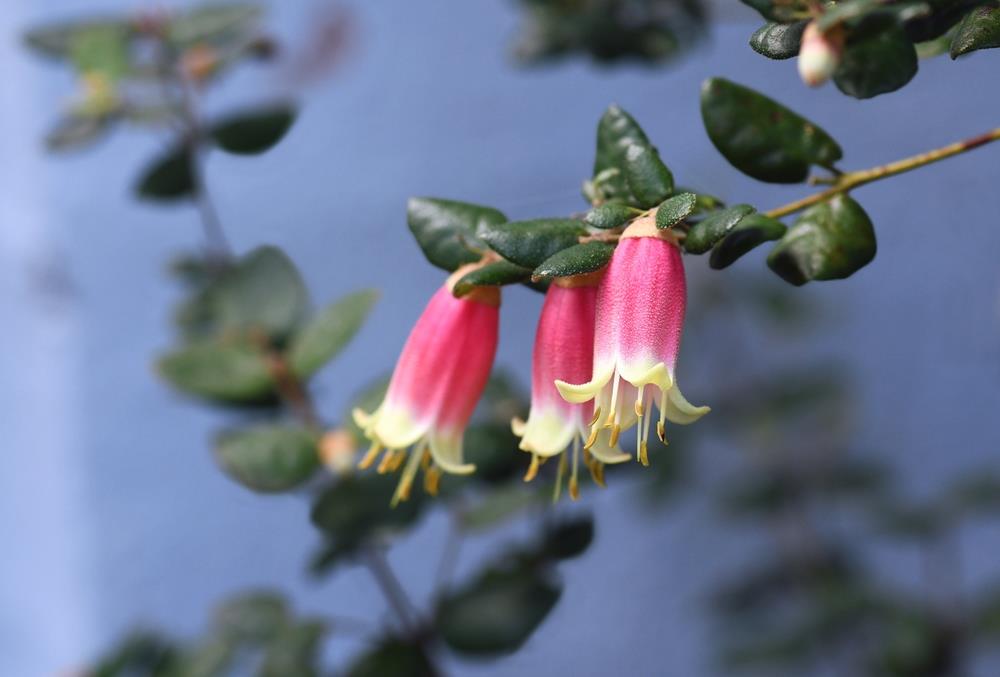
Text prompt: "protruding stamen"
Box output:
[[523, 454, 541, 482], [657, 420, 666, 443], [609, 424, 621, 448], [388, 451, 406, 472], [639, 441, 649, 467], [634, 400, 644, 417], [424, 465, 441, 495], [358, 442, 383, 470], [391, 447, 425, 507], [590, 407, 602, 426], [605, 373, 621, 427], [569, 438, 580, 501], [584, 425, 600, 450], [588, 459, 606, 487], [421, 452, 431, 471], [553, 450, 568, 503], [376, 449, 396, 474]]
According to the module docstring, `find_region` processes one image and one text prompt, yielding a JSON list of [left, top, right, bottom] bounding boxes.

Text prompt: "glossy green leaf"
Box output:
[[157, 339, 275, 404], [215, 424, 319, 493], [655, 192, 697, 229], [213, 591, 289, 643], [452, 260, 531, 297], [211, 105, 297, 155], [767, 195, 877, 285], [437, 568, 561, 656], [532, 241, 615, 280], [481, 219, 586, 269], [684, 204, 756, 255], [950, 5, 1000, 58], [594, 105, 673, 208], [749, 21, 807, 59], [168, 3, 263, 47], [542, 515, 594, 560], [345, 638, 435, 677], [208, 246, 310, 342], [834, 23, 918, 99], [584, 203, 641, 230], [407, 198, 507, 272], [135, 146, 195, 201], [701, 78, 842, 183], [709, 213, 787, 269], [287, 289, 378, 379], [259, 620, 326, 677]]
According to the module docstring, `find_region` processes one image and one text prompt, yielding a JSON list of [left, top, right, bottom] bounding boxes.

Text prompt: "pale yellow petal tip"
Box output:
[[620, 361, 673, 391], [351, 407, 373, 430], [555, 379, 600, 404], [511, 417, 526, 437]]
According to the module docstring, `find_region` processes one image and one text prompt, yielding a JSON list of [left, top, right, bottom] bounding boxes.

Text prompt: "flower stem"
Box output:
[[766, 126, 1000, 219]]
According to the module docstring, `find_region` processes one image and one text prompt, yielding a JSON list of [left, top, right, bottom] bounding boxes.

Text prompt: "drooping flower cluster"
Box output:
[[356, 209, 708, 504]]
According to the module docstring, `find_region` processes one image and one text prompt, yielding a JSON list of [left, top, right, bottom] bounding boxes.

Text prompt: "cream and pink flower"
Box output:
[[556, 214, 709, 465], [353, 266, 500, 505], [512, 274, 628, 499]]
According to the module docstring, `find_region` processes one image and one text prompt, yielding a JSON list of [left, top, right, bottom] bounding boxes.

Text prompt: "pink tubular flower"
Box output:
[[556, 214, 709, 466], [353, 265, 500, 505], [512, 273, 628, 499]]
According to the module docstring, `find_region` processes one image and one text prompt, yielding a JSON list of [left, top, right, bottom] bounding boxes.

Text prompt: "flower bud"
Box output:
[[798, 21, 844, 88]]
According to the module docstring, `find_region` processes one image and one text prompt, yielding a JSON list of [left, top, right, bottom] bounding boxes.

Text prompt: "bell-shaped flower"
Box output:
[[556, 214, 709, 466], [353, 266, 499, 505], [512, 274, 628, 499]]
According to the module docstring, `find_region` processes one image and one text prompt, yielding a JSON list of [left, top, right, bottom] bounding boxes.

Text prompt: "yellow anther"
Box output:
[[584, 425, 599, 450], [388, 451, 406, 472], [590, 407, 602, 426], [358, 442, 382, 470], [421, 451, 431, 471], [639, 441, 650, 467], [376, 450, 396, 474], [568, 474, 580, 501], [523, 454, 541, 482], [657, 421, 666, 443], [395, 477, 413, 504], [424, 466, 441, 495], [609, 424, 621, 448], [634, 400, 644, 417], [589, 460, 606, 487]]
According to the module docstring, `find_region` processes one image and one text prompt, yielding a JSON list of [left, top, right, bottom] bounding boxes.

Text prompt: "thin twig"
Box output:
[[765, 126, 1000, 219], [364, 546, 420, 634]]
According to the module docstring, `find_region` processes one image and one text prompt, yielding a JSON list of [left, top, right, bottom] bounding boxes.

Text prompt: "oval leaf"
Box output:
[[215, 424, 319, 493], [950, 6, 1000, 58], [288, 289, 378, 379], [532, 241, 615, 280], [211, 105, 297, 155], [749, 21, 807, 59], [452, 260, 531, 298], [480, 219, 586, 269], [407, 198, 507, 272], [623, 143, 674, 208], [136, 146, 195, 201], [834, 23, 918, 99], [767, 194, 877, 285], [584, 203, 640, 230], [684, 204, 756, 255], [655, 192, 697, 229], [701, 78, 843, 183], [157, 339, 275, 404], [593, 105, 672, 207], [709, 213, 787, 269]]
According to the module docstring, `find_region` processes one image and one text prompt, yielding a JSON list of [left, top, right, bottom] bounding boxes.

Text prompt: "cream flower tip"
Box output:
[[555, 378, 602, 404], [619, 361, 673, 391], [511, 417, 527, 437], [352, 407, 373, 430], [663, 384, 710, 425]]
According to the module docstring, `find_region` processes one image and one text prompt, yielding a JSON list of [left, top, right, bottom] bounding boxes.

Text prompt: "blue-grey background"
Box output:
[[2, 1, 999, 675]]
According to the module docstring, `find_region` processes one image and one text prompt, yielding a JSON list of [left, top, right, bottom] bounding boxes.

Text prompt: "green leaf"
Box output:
[[259, 620, 326, 677], [437, 568, 561, 656], [70, 24, 129, 80], [210, 104, 297, 155], [208, 246, 311, 342], [749, 21, 807, 59], [684, 204, 756, 255], [740, 0, 808, 22], [622, 143, 674, 208], [407, 197, 507, 272], [767, 195, 877, 285], [584, 203, 641, 230], [834, 23, 918, 99], [215, 424, 320, 493], [24, 19, 125, 60], [542, 515, 594, 560], [480, 219, 586, 269], [459, 485, 545, 532], [950, 5, 1000, 58], [532, 241, 615, 280], [701, 78, 843, 183], [157, 339, 275, 404], [168, 3, 263, 47], [90, 632, 178, 676], [287, 289, 378, 379], [45, 114, 112, 152], [213, 591, 289, 643], [346, 638, 435, 677], [655, 192, 697, 229], [948, 473, 1000, 515], [135, 146, 195, 201], [709, 213, 787, 269], [452, 260, 531, 297], [594, 105, 673, 208]]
